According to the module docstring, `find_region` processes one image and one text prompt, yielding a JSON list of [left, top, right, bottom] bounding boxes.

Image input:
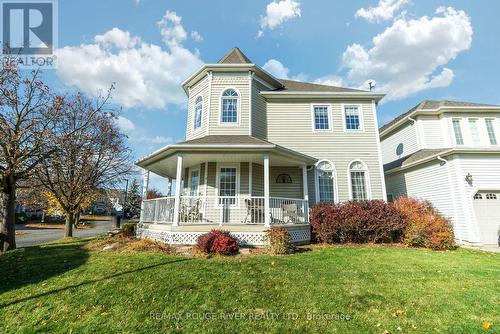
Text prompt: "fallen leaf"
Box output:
[[482, 321, 492, 329]]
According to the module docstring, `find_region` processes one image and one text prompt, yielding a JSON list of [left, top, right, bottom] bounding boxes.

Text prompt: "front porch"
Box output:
[[136, 136, 317, 245]]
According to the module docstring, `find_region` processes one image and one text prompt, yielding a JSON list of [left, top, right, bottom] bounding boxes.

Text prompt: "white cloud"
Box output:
[[157, 10, 187, 47], [314, 75, 344, 87], [190, 31, 203, 42], [343, 7, 472, 101], [115, 116, 136, 132], [55, 11, 203, 109], [258, 0, 301, 37], [262, 59, 290, 78], [130, 135, 174, 144], [355, 0, 410, 23]]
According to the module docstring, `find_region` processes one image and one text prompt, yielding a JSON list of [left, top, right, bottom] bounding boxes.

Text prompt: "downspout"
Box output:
[[437, 155, 462, 243]]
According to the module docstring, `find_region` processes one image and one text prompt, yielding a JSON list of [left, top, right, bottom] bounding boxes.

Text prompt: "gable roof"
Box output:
[[276, 79, 368, 93], [217, 47, 253, 64], [380, 99, 500, 135], [383, 148, 450, 172]]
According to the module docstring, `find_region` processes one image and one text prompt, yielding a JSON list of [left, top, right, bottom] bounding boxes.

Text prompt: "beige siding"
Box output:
[[252, 163, 264, 196], [186, 76, 209, 140], [240, 162, 249, 195], [251, 79, 268, 139], [266, 99, 385, 202], [270, 166, 303, 199], [209, 72, 250, 135], [381, 122, 419, 164]]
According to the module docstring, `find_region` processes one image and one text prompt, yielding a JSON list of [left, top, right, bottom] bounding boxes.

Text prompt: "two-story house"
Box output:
[[136, 47, 386, 246], [381, 100, 500, 245]]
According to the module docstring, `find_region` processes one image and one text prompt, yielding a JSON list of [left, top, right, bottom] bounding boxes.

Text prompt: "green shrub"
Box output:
[[15, 212, 28, 223], [264, 227, 291, 255], [122, 223, 137, 237]]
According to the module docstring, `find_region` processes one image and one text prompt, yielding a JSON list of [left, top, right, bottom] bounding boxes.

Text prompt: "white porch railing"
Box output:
[[140, 196, 309, 225], [142, 196, 175, 223]]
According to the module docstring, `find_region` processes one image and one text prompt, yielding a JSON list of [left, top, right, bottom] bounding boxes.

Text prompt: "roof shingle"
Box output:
[[217, 47, 253, 64], [276, 79, 368, 93], [177, 135, 272, 146]]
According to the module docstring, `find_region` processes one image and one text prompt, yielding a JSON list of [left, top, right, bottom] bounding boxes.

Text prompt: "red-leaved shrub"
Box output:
[[197, 229, 239, 255], [310, 198, 455, 250], [212, 234, 239, 255], [393, 197, 455, 250], [310, 200, 406, 244]]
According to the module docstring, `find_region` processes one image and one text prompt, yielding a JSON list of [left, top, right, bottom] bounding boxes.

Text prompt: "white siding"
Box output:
[[381, 122, 419, 164], [419, 116, 444, 148]]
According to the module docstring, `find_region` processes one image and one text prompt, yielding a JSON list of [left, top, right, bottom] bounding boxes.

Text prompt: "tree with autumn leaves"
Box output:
[[0, 63, 132, 251]]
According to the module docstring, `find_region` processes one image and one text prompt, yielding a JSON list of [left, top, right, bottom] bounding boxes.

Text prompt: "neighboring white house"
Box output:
[[135, 47, 386, 246], [380, 100, 500, 245]]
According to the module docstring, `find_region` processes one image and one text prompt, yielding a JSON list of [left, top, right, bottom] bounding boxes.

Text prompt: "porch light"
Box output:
[[465, 173, 473, 184]]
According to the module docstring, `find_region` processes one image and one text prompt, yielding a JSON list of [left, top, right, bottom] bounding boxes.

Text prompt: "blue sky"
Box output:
[[45, 0, 500, 191]]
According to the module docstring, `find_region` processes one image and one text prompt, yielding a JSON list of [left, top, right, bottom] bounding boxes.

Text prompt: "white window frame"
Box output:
[[314, 159, 338, 203], [485, 118, 498, 146], [347, 159, 371, 201], [218, 87, 241, 126], [193, 95, 203, 131], [342, 104, 364, 132], [468, 118, 481, 146], [215, 163, 240, 207], [451, 118, 464, 146], [188, 166, 200, 196], [310, 104, 333, 132]]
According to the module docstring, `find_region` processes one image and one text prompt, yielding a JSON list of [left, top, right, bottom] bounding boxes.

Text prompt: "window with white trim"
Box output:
[[194, 96, 202, 129], [313, 106, 330, 130], [452, 119, 464, 145], [218, 167, 237, 205], [221, 89, 238, 123], [189, 170, 200, 196], [469, 119, 480, 145], [485, 119, 497, 145], [473, 193, 482, 200], [316, 161, 335, 202], [344, 105, 361, 130], [350, 161, 368, 201]]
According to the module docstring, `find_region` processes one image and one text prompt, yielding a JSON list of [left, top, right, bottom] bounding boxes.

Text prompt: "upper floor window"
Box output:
[[344, 105, 361, 130], [452, 119, 464, 145], [350, 161, 368, 201], [485, 119, 497, 145], [221, 89, 238, 124], [469, 119, 481, 145], [316, 161, 335, 202], [194, 96, 203, 129], [313, 105, 331, 130]]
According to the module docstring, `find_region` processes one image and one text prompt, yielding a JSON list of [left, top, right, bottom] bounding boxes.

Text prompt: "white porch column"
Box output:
[[302, 165, 309, 223], [140, 169, 150, 223], [173, 154, 183, 226], [264, 154, 270, 227]]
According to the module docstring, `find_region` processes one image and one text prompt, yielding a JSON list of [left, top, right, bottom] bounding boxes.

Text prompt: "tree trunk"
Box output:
[[41, 211, 45, 223], [0, 175, 17, 252], [74, 210, 81, 228], [65, 211, 75, 237]]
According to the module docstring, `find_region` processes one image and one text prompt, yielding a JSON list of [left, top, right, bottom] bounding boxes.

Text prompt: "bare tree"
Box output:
[[0, 65, 61, 251], [35, 92, 133, 237]]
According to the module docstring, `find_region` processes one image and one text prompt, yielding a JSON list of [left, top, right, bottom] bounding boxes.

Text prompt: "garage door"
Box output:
[[473, 191, 500, 245]]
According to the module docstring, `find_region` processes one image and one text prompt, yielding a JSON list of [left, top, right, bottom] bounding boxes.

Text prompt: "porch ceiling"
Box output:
[[136, 140, 317, 179]]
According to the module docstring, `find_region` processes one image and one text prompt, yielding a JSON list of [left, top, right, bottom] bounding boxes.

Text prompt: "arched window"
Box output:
[[221, 89, 238, 123], [349, 161, 368, 201], [316, 160, 335, 202], [194, 96, 203, 129]]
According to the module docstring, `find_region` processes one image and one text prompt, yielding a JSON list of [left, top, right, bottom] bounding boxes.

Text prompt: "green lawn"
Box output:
[[0, 239, 498, 334]]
